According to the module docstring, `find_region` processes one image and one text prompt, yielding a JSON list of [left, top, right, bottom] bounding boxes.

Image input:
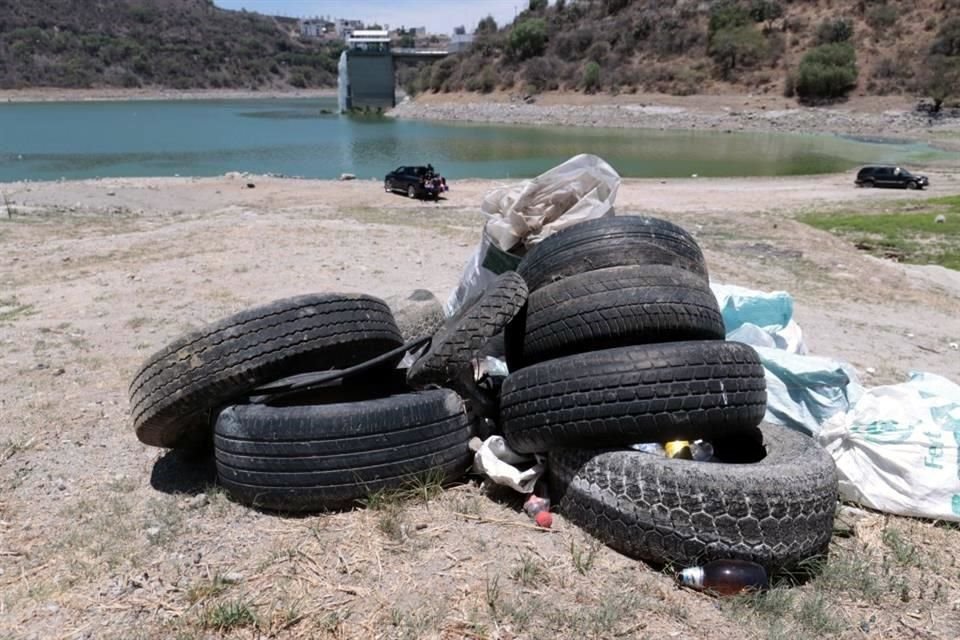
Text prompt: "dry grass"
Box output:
[[1, 185, 959, 640]]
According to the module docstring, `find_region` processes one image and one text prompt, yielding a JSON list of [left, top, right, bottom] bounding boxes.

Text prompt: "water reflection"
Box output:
[[0, 98, 954, 181]]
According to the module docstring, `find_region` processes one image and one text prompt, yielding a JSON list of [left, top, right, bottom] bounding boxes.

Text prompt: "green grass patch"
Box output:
[[0, 296, 35, 322], [800, 198, 960, 270]]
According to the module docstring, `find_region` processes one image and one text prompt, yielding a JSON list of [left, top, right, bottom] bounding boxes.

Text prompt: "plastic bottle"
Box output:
[[678, 559, 769, 595]]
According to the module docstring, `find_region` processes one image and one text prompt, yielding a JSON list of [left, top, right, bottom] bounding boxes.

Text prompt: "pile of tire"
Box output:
[[495, 216, 838, 573], [128, 294, 491, 512]]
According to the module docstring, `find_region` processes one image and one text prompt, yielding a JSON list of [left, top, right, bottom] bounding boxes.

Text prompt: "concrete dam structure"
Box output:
[[337, 30, 447, 113]]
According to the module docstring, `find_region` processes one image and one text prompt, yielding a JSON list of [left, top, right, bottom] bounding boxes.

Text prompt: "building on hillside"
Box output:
[[300, 18, 326, 38], [335, 18, 366, 39], [448, 32, 475, 53]]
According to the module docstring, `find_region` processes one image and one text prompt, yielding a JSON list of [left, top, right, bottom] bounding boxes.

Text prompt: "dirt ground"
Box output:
[[1, 172, 960, 639]]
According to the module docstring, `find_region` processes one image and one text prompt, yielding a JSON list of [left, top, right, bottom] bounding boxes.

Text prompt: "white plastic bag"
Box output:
[[481, 153, 620, 251], [472, 436, 545, 494], [819, 372, 960, 522], [711, 283, 807, 354], [755, 346, 863, 436], [446, 154, 620, 316]]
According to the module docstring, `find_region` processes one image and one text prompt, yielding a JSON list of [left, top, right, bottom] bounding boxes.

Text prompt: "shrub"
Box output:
[[794, 43, 858, 102], [709, 25, 768, 79], [709, 0, 752, 34], [920, 54, 960, 112], [508, 18, 548, 60], [749, 0, 783, 30], [524, 55, 560, 92], [476, 15, 498, 34], [931, 17, 960, 56], [586, 41, 610, 66], [582, 61, 601, 93], [783, 72, 796, 97], [866, 4, 898, 31], [429, 57, 458, 92], [815, 18, 854, 44]]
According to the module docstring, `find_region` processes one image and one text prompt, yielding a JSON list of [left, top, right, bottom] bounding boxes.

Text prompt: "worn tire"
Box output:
[[549, 423, 838, 572], [214, 390, 473, 511], [517, 216, 707, 292], [407, 271, 527, 388], [501, 341, 766, 454], [516, 265, 725, 367], [130, 294, 403, 449]]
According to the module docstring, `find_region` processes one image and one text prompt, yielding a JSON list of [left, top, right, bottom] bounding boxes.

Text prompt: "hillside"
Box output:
[[405, 0, 960, 104], [0, 0, 343, 90]]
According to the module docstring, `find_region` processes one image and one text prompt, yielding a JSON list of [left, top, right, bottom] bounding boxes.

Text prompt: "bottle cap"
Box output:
[[678, 566, 704, 589], [665, 440, 692, 459]]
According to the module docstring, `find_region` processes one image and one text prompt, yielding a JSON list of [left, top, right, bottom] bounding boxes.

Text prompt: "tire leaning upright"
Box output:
[[130, 294, 404, 449]]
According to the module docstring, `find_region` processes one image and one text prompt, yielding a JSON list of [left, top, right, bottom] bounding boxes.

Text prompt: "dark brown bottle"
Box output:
[[678, 559, 768, 595]]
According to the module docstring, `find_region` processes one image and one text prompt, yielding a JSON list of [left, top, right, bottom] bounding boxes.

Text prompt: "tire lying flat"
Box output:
[[549, 423, 838, 572], [407, 271, 527, 389], [130, 294, 403, 449], [501, 341, 766, 454], [214, 390, 473, 512], [515, 265, 725, 367], [517, 216, 708, 292]]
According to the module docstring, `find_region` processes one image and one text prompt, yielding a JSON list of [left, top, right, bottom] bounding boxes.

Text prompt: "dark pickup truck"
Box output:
[[384, 165, 448, 200]]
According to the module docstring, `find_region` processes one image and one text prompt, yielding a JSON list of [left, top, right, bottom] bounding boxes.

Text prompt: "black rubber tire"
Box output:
[[407, 185, 417, 199], [548, 423, 838, 572], [214, 390, 473, 511], [501, 341, 766, 454], [407, 271, 528, 388], [517, 216, 708, 292], [516, 265, 725, 367], [130, 294, 404, 449]]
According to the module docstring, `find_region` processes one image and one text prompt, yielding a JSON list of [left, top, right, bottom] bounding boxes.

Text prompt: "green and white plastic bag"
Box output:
[[819, 372, 960, 522]]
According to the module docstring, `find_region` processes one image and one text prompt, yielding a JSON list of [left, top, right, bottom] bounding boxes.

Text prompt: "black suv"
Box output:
[[855, 166, 929, 190], [384, 165, 446, 199]]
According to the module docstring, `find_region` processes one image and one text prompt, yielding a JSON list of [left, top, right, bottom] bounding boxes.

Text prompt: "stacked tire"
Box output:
[[500, 216, 837, 573], [129, 294, 475, 512]]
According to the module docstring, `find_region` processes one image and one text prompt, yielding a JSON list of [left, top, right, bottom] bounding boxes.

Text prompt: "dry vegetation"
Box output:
[[1, 175, 959, 638], [0, 0, 343, 90], [401, 0, 960, 104]]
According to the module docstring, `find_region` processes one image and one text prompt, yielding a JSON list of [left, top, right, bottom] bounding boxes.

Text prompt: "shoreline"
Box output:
[[0, 87, 337, 103], [388, 92, 960, 147]]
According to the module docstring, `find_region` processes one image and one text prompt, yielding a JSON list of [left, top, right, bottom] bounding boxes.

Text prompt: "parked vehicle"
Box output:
[[855, 165, 929, 190], [384, 164, 448, 200]]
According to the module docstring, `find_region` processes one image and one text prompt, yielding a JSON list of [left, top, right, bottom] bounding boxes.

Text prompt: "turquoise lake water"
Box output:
[[0, 97, 952, 181]]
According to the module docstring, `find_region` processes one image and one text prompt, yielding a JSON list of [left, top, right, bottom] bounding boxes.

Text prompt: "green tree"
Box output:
[[749, 0, 783, 31], [583, 61, 601, 93], [921, 55, 960, 112], [931, 16, 960, 56], [528, 0, 548, 12], [794, 42, 858, 102], [476, 15, 498, 35], [509, 19, 548, 61], [709, 25, 768, 78], [709, 0, 751, 34], [815, 18, 854, 44]]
